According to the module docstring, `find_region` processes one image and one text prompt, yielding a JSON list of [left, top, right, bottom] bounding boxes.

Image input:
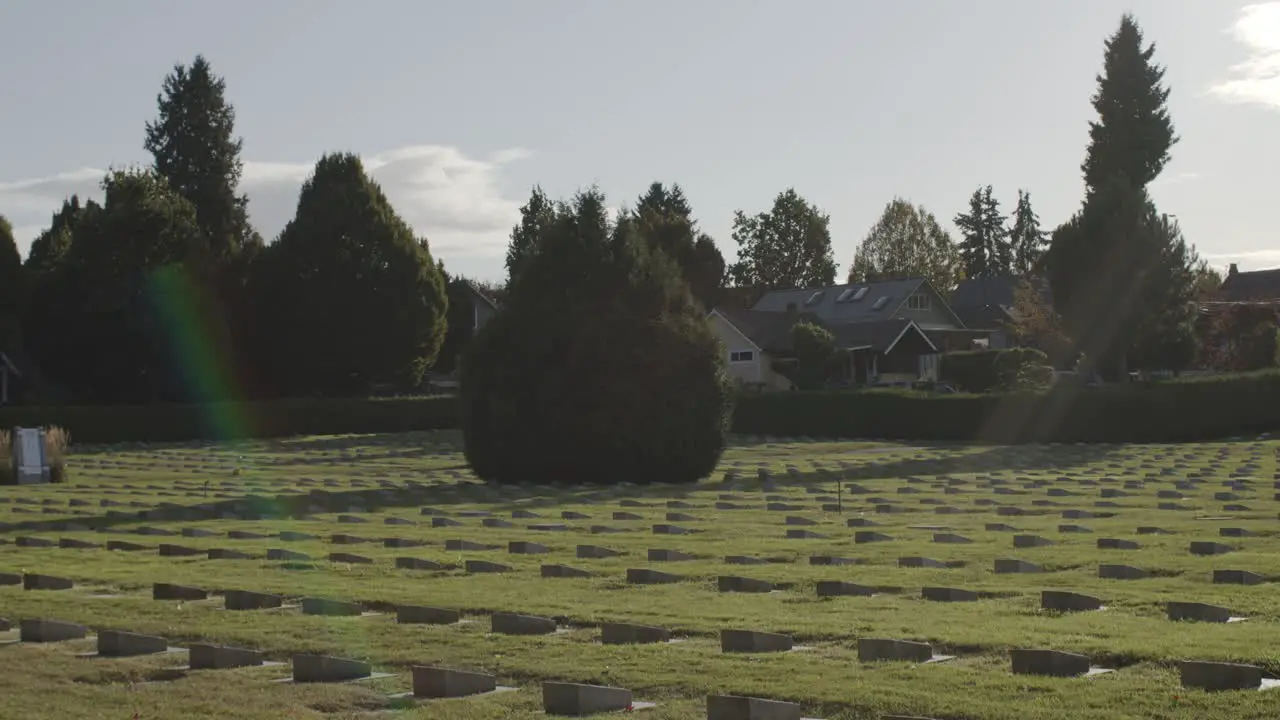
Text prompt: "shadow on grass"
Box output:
[[4, 436, 1147, 535]]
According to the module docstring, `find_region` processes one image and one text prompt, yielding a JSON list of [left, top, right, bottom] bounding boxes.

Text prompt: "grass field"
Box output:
[[2, 431, 1279, 719]]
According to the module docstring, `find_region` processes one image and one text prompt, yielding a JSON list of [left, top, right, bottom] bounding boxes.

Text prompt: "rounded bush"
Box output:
[[460, 191, 733, 485]]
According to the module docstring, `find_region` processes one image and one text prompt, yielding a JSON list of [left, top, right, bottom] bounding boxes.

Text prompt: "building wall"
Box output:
[[892, 289, 962, 330], [708, 313, 791, 391]]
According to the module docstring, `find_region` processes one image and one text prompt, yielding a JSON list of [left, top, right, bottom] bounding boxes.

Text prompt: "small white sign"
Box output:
[[16, 428, 44, 471]]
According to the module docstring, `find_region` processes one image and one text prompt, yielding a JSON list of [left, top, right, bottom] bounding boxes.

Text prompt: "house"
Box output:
[[0, 351, 22, 406], [709, 277, 984, 390], [464, 281, 500, 332], [948, 275, 1053, 349], [1218, 263, 1280, 302]]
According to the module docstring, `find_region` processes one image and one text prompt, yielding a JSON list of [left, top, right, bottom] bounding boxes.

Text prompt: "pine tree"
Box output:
[[144, 55, 259, 260], [629, 182, 725, 308], [954, 185, 1010, 279], [728, 188, 836, 290], [1081, 14, 1178, 194], [0, 215, 24, 351], [1009, 190, 1048, 275], [504, 185, 558, 283], [462, 188, 732, 486]]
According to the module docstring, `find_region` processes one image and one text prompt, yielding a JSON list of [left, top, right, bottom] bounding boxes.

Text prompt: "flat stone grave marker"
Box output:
[[854, 531, 893, 543], [653, 524, 691, 535], [328, 552, 373, 564], [847, 518, 878, 527], [398, 605, 461, 625], [816, 581, 875, 598], [23, 574, 73, 591], [858, 638, 952, 664], [1097, 538, 1140, 550], [648, 549, 695, 562], [464, 559, 511, 574], [20, 619, 87, 643], [1136, 526, 1170, 535], [446, 539, 497, 551], [1167, 601, 1241, 623], [627, 568, 680, 585], [809, 555, 858, 566], [721, 629, 794, 653], [154, 583, 208, 601], [96, 630, 170, 657], [291, 654, 373, 683], [577, 545, 622, 559], [542, 681, 646, 716], [224, 590, 283, 611], [1011, 648, 1110, 677], [985, 523, 1019, 532], [188, 643, 267, 670], [600, 622, 671, 645], [1213, 569, 1264, 585], [706, 695, 804, 720], [491, 612, 556, 635], [1190, 541, 1234, 556], [994, 559, 1043, 574], [1180, 660, 1275, 691], [542, 564, 592, 579], [301, 597, 363, 617], [412, 665, 511, 699], [921, 587, 977, 602], [718, 576, 773, 593], [1041, 590, 1103, 612], [1013, 535, 1053, 548], [899, 557, 947, 569]]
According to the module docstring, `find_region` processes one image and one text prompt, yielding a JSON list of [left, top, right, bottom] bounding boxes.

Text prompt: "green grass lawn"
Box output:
[[2, 431, 1279, 719]]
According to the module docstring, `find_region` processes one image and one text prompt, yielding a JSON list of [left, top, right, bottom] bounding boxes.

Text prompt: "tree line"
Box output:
[[0, 13, 1227, 408]]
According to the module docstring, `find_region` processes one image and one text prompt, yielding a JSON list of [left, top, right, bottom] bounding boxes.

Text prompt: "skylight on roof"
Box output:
[[805, 290, 824, 306], [836, 287, 855, 303], [871, 296, 889, 310], [853, 287, 869, 301]]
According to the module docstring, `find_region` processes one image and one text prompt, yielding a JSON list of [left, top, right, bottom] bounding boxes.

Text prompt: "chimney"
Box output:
[[1229, 263, 1239, 276]]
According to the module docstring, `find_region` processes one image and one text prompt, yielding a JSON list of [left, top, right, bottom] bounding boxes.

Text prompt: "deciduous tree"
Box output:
[[772, 321, 847, 391], [849, 198, 962, 291], [728, 188, 835, 290]]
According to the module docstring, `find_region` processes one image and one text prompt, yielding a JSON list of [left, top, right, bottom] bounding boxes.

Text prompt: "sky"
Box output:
[[1, 1, 1278, 283]]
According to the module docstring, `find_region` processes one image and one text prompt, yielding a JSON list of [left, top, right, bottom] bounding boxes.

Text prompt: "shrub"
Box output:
[[460, 189, 733, 485], [941, 347, 1049, 392]]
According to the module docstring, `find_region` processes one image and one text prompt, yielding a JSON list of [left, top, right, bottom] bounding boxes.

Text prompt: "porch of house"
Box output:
[[839, 321, 941, 387]]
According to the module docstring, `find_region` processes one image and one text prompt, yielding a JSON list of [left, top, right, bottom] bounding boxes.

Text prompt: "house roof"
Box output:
[[713, 305, 819, 354], [826, 319, 937, 354], [950, 275, 1051, 309], [952, 304, 1014, 331], [1219, 267, 1280, 302], [750, 278, 931, 323], [464, 281, 500, 310]]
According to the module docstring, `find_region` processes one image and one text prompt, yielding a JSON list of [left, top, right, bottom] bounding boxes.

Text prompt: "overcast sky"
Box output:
[[1, 1, 1277, 282]]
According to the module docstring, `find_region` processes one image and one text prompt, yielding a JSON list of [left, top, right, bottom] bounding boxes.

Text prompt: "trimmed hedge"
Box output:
[[0, 396, 458, 445], [940, 347, 1050, 392], [2, 370, 1279, 446]]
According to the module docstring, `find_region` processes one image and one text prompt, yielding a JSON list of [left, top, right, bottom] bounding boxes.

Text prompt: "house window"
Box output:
[[907, 293, 931, 310], [729, 350, 755, 363]]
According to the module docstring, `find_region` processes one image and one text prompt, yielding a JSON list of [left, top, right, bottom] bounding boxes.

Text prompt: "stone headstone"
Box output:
[[1179, 660, 1263, 691], [1097, 538, 1140, 550], [189, 643, 263, 669], [1213, 569, 1264, 585], [717, 576, 773, 593], [921, 587, 977, 602], [1167, 601, 1232, 623], [328, 552, 373, 564], [720, 629, 793, 653], [648, 549, 694, 562], [816, 581, 875, 597], [397, 605, 460, 624], [706, 695, 802, 720], [858, 638, 932, 663], [491, 612, 556, 635], [19, 619, 86, 643], [1190, 541, 1234, 556], [224, 590, 282, 611], [627, 568, 680, 585], [97, 630, 168, 657], [464, 560, 510, 574], [1041, 591, 1102, 612], [601, 622, 671, 645], [1013, 535, 1053, 548], [576, 545, 621, 559], [1098, 564, 1148, 580], [542, 681, 633, 716], [301, 597, 362, 617], [292, 654, 371, 683], [23, 574, 72, 591], [1011, 648, 1090, 677], [855, 531, 893, 544], [541, 564, 591, 579], [153, 583, 208, 601], [412, 665, 497, 699], [994, 559, 1043, 574]]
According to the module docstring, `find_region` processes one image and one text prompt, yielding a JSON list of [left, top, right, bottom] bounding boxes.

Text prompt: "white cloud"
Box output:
[[1209, 2, 1280, 110], [1201, 248, 1280, 270], [0, 145, 530, 263]]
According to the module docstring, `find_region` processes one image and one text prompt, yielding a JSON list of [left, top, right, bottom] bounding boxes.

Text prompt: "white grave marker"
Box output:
[[12, 427, 50, 484]]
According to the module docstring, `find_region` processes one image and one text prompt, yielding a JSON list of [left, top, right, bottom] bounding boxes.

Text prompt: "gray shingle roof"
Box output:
[[751, 278, 927, 322]]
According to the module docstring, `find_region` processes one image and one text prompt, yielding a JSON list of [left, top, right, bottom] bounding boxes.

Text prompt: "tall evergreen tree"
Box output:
[[251, 153, 447, 397], [144, 55, 260, 260], [0, 215, 24, 351], [505, 185, 557, 283], [849, 198, 962, 291], [954, 185, 1010, 279], [728, 188, 836, 290], [461, 187, 732, 486], [1008, 190, 1048, 276], [1081, 14, 1178, 195], [628, 182, 725, 308], [1047, 13, 1188, 377]]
